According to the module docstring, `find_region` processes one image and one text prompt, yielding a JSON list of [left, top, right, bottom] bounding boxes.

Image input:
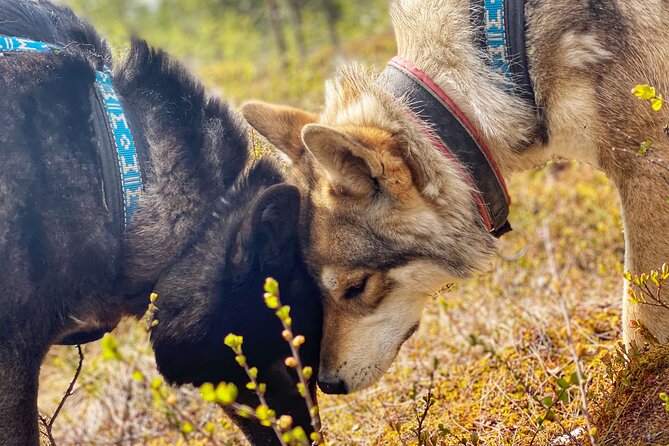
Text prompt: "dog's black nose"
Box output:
[[318, 379, 348, 395]]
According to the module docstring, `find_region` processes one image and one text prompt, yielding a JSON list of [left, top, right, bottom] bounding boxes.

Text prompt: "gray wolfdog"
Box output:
[[0, 1, 321, 444], [242, 0, 669, 394]]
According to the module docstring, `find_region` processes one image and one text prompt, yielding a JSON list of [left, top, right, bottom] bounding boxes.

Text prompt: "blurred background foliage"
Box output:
[[57, 0, 395, 108]]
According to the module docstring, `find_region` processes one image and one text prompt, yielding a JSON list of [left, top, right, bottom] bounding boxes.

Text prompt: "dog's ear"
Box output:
[[241, 101, 318, 163], [303, 124, 422, 202], [237, 184, 301, 277], [301, 124, 382, 198]]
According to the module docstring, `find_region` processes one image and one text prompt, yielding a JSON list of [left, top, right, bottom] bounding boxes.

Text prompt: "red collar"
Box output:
[[381, 57, 512, 236]]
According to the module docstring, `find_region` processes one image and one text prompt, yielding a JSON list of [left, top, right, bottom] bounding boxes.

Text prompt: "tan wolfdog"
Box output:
[[242, 0, 669, 394]]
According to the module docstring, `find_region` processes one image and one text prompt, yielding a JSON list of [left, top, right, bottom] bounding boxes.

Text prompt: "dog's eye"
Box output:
[[343, 275, 369, 300], [372, 177, 381, 194]]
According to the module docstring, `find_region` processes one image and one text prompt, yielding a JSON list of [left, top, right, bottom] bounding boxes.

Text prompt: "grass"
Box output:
[[39, 2, 669, 444], [40, 162, 669, 445]]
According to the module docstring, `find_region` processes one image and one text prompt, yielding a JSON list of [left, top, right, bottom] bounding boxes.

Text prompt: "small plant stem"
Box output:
[[529, 386, 569, 446], [641, 282, 669, 310], [412, 361, 437, 446], [542, 222, 596, 446], [478, 339, 578, 444], [228, 402, 291, 442], [239, 361, 289, 446], [39, 344, 85, 445], [120, 364, 134, 445], [609, 144, 669, 188], [281, 322, 323, 445], [599, 391, 635, 443], [284, 334, 323, 445], [265, 278, 323, 445]]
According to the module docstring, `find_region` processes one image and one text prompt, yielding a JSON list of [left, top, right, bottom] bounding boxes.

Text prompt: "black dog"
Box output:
[[0, 1, 321, 445]]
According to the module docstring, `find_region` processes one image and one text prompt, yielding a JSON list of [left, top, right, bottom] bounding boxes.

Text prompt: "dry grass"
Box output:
[[36, 4, 669, 443], [38, 162, 669, 445]]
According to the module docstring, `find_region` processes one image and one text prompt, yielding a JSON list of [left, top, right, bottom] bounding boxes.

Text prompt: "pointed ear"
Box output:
[[241, 101, 318, 163], [244, 184, 302, 276], [301, 124, 383, 198], [303, 124, 426, 201]]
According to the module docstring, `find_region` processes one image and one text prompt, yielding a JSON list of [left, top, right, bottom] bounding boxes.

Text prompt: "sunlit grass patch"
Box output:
[[40, 163, 636, 445], [40, 321, 246, 445]]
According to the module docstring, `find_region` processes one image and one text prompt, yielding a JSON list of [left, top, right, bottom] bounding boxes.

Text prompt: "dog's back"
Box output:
[[0, 0, 121, 347], [0, 3, 129, 443]]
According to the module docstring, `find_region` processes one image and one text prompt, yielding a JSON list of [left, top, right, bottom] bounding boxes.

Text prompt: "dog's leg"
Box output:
[[0, 347, 41, 446], [618, 177, 669, 346]]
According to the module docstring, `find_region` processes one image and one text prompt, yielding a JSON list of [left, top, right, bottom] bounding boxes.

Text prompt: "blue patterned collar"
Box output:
[[0, 35, 143, 232], [472, 0, 536, 107]]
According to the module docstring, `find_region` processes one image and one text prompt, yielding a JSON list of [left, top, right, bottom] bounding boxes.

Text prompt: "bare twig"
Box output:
[[264, 278, 323, 445], [412, 358, 438, 445], [40, 345, 85, 445], [610, 144, 669, 188]]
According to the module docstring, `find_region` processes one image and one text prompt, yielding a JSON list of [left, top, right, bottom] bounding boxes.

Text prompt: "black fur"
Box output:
[[0, 1, 322, 444]]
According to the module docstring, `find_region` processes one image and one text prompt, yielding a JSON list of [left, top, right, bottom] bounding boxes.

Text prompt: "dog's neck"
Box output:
[[390, 0, 544, 174], [89, 77, 150, 240], [111, 42, 251, 297]]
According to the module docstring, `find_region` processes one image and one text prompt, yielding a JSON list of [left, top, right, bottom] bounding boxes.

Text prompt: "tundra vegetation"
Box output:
[[41, 0, 669, 444]]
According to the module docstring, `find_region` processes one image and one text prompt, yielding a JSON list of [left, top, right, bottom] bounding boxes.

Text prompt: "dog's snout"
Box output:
[[318, 379, 348, 395]]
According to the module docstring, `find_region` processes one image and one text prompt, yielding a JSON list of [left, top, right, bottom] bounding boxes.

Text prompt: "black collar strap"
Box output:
[[59, 93, 147, 347], [59, 94, 148, 347], [471, 0, 535, 106], [380, 57, 512, 237], [90, 89, 124, 240]]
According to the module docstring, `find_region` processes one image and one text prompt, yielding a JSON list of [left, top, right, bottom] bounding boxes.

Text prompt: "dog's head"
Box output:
[[150, 170, 323, 431], [242, 68, 497, 393]]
